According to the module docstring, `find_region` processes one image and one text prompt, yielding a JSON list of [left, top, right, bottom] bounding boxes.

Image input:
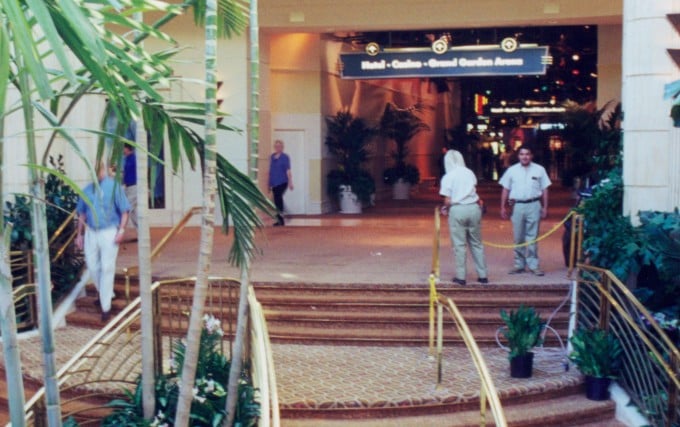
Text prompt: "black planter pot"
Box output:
[[510, 352, 534, 378], [585, 375, 611, 401]]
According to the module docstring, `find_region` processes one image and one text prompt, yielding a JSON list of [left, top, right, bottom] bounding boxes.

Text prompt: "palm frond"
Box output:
[[217, 153, 276, 267]]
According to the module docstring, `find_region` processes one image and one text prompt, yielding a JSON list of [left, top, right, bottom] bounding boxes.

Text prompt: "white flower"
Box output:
[[150, 411, 169, 427], [192, 386, 206, 404], [203, 313, 224, 336], [168, 356, 178, 372]]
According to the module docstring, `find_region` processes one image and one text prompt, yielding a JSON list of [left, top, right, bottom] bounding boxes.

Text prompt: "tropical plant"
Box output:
[[500, 304, 545, 359], [379, 102, 429, 185], [569, 328, 623, 379], [671, 104, 680, 126], [561, 100, 622, 187], [103, 314, 260, 427], [577, 170, 647, 281], [325, 109, 376, 204], [4, 155, 84, 298], [1, 0, 270, 423]]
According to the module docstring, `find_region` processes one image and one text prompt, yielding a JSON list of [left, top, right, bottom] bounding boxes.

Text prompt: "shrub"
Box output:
[[103, 315, 260, 427]]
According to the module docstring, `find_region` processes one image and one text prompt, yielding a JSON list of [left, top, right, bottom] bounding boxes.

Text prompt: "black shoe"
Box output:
[[273, 221, 284, 227], [101, 311, 111, 322], [478, 277, 489, 284], [452, 278, 466, 286]]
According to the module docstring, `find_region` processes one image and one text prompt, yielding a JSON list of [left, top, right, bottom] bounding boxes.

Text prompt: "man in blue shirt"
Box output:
[[75, 161, 130, 322], [268, 139, 294, 226]]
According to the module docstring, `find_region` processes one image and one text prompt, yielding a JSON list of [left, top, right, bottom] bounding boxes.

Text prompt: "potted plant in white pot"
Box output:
[[500, 304, 545, 378], [379, 102, 429, 200], [569, 327, 623, 400], [325, 110, 376, 214]]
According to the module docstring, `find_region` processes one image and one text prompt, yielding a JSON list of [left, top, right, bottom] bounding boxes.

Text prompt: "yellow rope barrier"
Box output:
[[482, 210, 575, 249]]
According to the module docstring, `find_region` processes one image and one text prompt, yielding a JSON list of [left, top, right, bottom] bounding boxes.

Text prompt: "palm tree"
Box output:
[[0, 24, 26, 423], [173, 0, 219, 424], [4, 2, 272, 424], [224, 1, 260, 424]]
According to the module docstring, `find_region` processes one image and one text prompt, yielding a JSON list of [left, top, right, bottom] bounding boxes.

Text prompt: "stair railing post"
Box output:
[[34, 397, 46, 427], [479, 382, 487, 427], [152, 284, 163, 376], [436, 301, 443, 388], [432, 206, 440, 279], [668, 351, 679, 427], [429, 274, 437, 356], [598, 273, 611, 330]]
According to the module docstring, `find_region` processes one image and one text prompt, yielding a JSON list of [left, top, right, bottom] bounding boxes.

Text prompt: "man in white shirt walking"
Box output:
[[499, 145, 551, 276]]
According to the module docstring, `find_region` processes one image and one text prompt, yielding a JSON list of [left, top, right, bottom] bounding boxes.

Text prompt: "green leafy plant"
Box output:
[[379, 102, 429, 186], [383, 163, 420, 186], [569, 328, 623, 379], [325, 110, 376, 204], [4, 155, 84, 298], [103, 315, 260, 427], [671, 104, 680, 125], [577, 170, 644, 281], [561, 100, 622, 187], [500, 305, 545, 359]]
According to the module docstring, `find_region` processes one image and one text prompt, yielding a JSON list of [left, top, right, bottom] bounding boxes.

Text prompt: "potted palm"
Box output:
[[568, 328, 623, 400], [325, 110, 376, 213], [500, 305, 545, 378], [379, 102, 429, 199]]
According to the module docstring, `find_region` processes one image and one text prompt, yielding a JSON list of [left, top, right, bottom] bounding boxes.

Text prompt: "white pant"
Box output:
[[84, 227, 120, 312]]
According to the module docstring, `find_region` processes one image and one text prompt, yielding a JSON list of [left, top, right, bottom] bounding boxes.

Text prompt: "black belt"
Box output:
[[511, 197, 541, 204]]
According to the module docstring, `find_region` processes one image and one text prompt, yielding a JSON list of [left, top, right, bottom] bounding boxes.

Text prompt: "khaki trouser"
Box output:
[[448, 203, 488, 280], [124, 185, 137, 229], [510, 200, 541, 270]]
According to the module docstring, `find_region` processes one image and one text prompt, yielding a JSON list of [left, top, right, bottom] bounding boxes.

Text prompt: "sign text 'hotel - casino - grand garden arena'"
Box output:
[[339, 45, 550, 79]]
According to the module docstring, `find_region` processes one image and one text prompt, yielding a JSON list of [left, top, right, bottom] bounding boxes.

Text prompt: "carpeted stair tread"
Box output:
[[277, 395, 617, 427]]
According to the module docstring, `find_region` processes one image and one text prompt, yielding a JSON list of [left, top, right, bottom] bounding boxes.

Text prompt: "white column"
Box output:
[[622, 0, 680, 220]]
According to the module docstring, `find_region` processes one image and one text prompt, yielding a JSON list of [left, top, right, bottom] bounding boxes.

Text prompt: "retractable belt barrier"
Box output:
[[481, 210, 575, 249]]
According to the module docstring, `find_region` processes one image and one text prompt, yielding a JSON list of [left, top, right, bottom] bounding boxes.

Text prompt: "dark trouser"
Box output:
[[272, 182, 288, 224]]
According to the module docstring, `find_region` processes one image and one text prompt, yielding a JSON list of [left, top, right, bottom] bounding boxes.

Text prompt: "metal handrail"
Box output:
[[18, 276, 278, 426], [431, 206, 440, 279], [575, 264, 680, 426], [11, 284, 38, 332], [10, 250, 33, 286], [123, 206, 202, 303], [568, 213, 680, 426], [248, 286, 281, 427], [429, 275, 507, 427]]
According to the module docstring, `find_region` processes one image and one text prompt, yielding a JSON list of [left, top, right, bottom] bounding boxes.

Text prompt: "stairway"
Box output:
[[254, 282, 573, 346], [61, 279, 626, 426]]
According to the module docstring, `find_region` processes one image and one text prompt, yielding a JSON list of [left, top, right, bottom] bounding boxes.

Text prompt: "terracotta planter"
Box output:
[[585, 375, 611, 401], [510, 352, 534, 378]]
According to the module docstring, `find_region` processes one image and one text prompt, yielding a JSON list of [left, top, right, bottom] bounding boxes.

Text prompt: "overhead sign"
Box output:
[[340, 45, 550, 79]]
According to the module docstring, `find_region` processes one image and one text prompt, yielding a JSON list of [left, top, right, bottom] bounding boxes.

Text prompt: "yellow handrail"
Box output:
[[431, 206, 440, 279], [123, 206, 202, 303], [577, 265, 680, 388], [429, 275, 507, 427], [570, 213, 680, 425]]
